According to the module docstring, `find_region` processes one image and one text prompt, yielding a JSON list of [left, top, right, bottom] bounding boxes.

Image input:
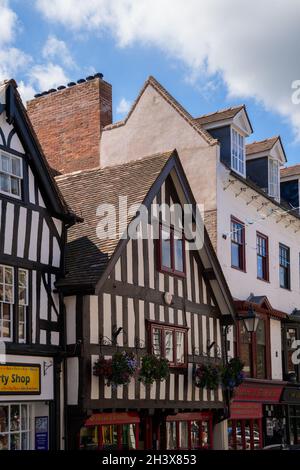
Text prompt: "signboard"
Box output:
[[85, 412, 140, 426], [233, 382, 283, 403], [35, 416, 48, 451], [0, 363, 41, 395], [230, 402, 263, 420], [281, 387, 300, 403]]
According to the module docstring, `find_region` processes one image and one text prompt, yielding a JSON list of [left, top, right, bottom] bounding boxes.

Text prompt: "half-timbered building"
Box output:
[[55, 149, 235, 450], [0, 80, 77, 450]]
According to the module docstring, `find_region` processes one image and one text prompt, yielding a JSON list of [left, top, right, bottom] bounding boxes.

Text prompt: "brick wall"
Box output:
[[204, 209, 218, 252], [27, 77, 112, 174]]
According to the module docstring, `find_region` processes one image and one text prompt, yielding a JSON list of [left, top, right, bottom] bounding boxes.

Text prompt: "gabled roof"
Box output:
[[194, 104, 253, 136], [0, 79, 78, 223], [246, 136, 287, 163], [103, 76, 218, 146], [234, 296, 287, 320], [281, 163, 300, 179], [246, 137, 279, 155], [194, 105, 244, 126], [55, 150, 236, 318]]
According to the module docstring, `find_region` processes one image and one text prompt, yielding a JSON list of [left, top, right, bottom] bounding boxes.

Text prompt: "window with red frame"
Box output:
[[166, 414, 212, 450], [257, 232, 269, 281], [231, 217, 245, 271], [237, 318, 268, 379], [149, 322, 187, 367], [158, 225, 185, 276]]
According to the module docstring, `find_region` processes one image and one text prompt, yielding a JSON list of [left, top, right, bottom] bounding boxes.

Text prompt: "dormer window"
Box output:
[[231, 128, 245, 176], [268, 158, 280, 200], [0, 151, 23, 199]]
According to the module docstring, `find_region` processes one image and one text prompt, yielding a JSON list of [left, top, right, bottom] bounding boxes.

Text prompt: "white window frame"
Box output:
[[268, 158, 280, 201], [0, 265, 14, 342], [18, 269, 28, 344], [231, 127, 246, 177], [0, 150, 23, 200], [0, 403, 31, 450]]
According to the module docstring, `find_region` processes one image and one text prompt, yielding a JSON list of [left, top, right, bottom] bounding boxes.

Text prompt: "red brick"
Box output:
[[27, 77, 112, 174]]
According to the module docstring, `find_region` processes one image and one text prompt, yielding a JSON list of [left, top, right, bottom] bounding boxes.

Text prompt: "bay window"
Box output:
[[231, 128, 245, 176], [159, 225, 185, 276], [0, 265, 28, 343], [0, 151, 23, 199], [149, 322, 187, 367]]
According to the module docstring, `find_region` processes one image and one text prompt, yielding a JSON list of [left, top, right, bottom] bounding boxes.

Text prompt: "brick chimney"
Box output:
[[27, 74, 112, 174]]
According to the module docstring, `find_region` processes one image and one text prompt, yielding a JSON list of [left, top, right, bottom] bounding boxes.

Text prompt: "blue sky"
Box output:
[[2, 0, 300, 166]]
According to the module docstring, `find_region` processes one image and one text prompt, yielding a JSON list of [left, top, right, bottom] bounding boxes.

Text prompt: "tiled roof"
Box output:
[[55, 151, 174, 288], [194, 105, 244, 126], [281, 164, 300, 178], [103, 76, 218, 146], [246, 137, 279, 156]]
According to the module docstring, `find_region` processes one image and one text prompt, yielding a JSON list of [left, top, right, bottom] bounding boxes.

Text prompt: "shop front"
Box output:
[[228, 380, 284, 450], [281, 386, 300, 445], [78, 410, 215, 451], [0, 356, 55, 450]]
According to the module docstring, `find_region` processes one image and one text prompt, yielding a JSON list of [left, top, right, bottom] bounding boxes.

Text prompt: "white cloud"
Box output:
[[0, 0, 18, 46], [28, 63, 70, 91], [42, 34, 76, 68], [116, 97, 132, 116], [35, 0, 300, 140]]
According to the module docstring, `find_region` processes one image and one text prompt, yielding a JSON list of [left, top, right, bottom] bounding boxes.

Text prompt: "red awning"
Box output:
[[166, 412, 212, 422], [233, 381, 284, 404], [230, 402, 263, 420], [85, 412, 140, 427]]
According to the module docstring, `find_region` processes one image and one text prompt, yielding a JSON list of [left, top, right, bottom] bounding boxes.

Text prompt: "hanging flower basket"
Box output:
[[194, 363, 220, 390], [93, 351, 137, 387], [221, 357, 244, 391], [138, 354, 170, 385]]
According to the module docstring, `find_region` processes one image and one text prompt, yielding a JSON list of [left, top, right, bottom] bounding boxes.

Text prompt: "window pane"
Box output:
[[191, 421, 200, 449], [0, 434, 8, 450], [10, 177, 20, 196], [253, 421, 261, 449], [122, 424, 136, 450], [152, 328, 162, 357], [174, 236, 184, 272], [0, 406, 8, 433], [202, 421, 210, 449], [166, 422, 177, 450], [10, 405, 20, 432], [79, 426, 98, 450], [161, 229, 171, 268], [176, 331, 185, 364], [10, 433, 21, 450], [165, 330, 174, 362], [179, 421, 188, 449], [11, 158, 21, 177], [1, 155, 9, 172], [256, 344, 266, 379], [0, 173, 9, 193], [240, 325, 251, 375], [287, 328, 297, 374], [231, 243, 241, 268], [102, 424, 118, 450]]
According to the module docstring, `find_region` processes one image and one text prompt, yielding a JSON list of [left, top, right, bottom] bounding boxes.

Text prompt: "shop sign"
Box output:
[[230, 402, 263, 420], [281, 387, 300, 404], [233, 382, 283, 403], [0, 363, 41, 394], [35, 417, 48, 450]]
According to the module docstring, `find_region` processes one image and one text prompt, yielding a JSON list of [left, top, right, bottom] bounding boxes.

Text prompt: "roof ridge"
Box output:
[[55, 150, 175, 181], [247, 136, 279, 145], [195, 104, 244, 119]]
